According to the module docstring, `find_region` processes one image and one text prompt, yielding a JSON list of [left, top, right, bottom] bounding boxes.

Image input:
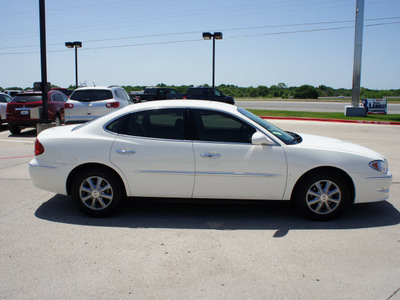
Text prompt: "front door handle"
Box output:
[[116, 149, 136, 155], [200, 153, 221, 159]]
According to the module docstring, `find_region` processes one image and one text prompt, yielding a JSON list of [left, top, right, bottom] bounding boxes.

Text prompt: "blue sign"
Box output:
[[362, 99, 387, 115]]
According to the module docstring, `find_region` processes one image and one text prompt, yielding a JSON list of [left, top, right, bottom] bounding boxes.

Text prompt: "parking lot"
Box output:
[[0, 120, 399, 300]]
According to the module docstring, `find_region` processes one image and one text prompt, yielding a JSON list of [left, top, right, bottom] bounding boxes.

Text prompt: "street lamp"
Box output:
[[65, 41, 82, 88], [202, 32, 223, 89]]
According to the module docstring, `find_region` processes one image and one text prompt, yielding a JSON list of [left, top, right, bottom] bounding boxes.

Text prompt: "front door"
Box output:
[[191, 109, 287, 200]]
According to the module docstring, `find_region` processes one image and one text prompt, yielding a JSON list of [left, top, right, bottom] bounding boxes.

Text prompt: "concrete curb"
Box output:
[[261, 116, 400, 126]]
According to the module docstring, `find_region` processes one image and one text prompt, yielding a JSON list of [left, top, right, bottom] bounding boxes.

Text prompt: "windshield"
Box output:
[[70, 90, 113, 102], [238, 108, 297, 144]]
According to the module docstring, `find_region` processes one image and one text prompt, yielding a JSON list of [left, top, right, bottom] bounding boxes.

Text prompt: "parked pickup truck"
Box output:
[[134, 87, 182, 103], [183, 87, 235, 104]]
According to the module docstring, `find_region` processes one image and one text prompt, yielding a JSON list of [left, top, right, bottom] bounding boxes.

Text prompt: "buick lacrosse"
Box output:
[[29, 100, 392, 220]]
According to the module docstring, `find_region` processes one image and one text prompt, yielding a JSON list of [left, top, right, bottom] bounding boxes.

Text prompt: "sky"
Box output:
[[1, 0, 399, 90]]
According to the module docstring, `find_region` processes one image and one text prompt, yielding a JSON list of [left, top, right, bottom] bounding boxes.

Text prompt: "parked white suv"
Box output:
[[65, 86, 131, 124]]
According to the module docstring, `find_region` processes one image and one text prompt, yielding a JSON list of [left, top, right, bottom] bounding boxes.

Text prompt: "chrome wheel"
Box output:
[[293, 170, 351, 220], [306, 180, 341, 215], [79, 176, 114, 210]]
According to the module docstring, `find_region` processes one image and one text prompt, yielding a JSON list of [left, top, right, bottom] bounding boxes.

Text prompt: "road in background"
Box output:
[[0, 122, 399, 300], [236, 100, 400, 114]]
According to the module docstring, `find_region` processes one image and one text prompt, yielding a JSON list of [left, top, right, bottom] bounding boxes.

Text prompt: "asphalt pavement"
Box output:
[[0, 121, 399, 300]]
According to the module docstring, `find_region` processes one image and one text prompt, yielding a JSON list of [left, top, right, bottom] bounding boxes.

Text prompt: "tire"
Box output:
[[71, 167, 123, 217], [54, 114, 61, 126], [9, 124, 21, 135], [293, 170, 351, 221]]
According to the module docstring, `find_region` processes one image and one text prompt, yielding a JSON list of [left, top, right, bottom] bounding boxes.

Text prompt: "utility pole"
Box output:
[[39, 0, 49, 123], [346, 0, 367, 116]]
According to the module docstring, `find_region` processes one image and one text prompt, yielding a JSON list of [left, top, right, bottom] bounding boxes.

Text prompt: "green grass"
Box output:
[[248, 109, 400, 123]]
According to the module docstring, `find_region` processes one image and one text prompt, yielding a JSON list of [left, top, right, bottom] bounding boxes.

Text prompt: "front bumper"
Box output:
[[353, 172, 393, 203]]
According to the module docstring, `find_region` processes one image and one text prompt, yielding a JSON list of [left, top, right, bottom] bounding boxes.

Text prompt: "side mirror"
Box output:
[[251, 132, 274, 145]]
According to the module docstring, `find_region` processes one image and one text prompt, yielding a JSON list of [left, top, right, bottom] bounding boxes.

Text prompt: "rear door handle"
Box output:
[[116, 149, 136, 155], [200, 153, 221, 159]]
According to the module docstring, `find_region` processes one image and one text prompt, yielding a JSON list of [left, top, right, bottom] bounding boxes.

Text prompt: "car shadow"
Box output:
[[35, 195, 400, 237], [7, 128, 37, 137]]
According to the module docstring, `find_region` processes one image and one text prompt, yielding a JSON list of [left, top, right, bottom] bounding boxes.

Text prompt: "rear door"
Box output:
[[109, 108, 195, 197]]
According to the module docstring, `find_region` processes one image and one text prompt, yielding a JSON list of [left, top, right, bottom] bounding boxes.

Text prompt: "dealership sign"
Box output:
[[362, 99, 387, 115]]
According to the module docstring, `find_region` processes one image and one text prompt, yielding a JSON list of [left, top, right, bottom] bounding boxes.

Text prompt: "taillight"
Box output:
[[35, 139, 45, 156], [64, 103, 74, 109], [106, 102, 120, 108]]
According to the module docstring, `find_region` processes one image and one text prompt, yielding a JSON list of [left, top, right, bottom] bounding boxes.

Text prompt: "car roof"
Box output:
[[120, 100, 238, 115], [13, 90, 60, 96], [73, 86, 120, 91]]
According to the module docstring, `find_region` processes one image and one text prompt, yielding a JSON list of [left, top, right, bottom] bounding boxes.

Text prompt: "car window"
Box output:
[[12, 95, 42, 103], [192, 109, 256, 143], [52, 93, 68, 102], [51, 93, 61, 102], [120, 89, 129, 101], [70, 90, 113, 102], [114, 89, 122, 99], [0, 94, 11, 103], [114, 89, 129, 101], [60, 93, 68, 102], [214, 89, 222, 96], [106, 108, 186, 140]]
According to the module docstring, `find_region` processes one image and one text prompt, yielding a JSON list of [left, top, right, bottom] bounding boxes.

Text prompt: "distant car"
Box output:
[[184, 87, 234, 104], [51, 87, 73, 97], [5, 90, 21, 98], [6, 90, 67, 134], [29, 100, 392, 220], [65, 86, 131, 124], [0, 92, 13, 129], [135, 87, 182, 102]]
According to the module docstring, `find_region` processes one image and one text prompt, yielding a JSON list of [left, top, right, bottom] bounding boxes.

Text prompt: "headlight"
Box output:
[[369, 160, 388, 173]]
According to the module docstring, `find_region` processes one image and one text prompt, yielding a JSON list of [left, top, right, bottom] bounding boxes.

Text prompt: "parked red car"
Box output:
[[6, 90, 68, 134]]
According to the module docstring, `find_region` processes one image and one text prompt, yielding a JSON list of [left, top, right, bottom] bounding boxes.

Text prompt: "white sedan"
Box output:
[[29, 100, 392, 220]]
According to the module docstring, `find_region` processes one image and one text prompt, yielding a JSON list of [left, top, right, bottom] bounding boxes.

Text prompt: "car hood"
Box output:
[[296, 133, 384, 159]]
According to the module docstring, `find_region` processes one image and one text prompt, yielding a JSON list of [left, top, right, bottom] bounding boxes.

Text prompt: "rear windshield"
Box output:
[[70, 90, 113, 102], [12, 95, 42, 103]]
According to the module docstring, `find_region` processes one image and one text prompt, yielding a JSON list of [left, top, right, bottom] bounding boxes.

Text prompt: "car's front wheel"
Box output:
[[293, 170, 351, 221], [72, 167, 123, 217]]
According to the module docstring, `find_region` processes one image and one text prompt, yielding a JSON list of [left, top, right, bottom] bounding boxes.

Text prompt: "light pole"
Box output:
[[202, 32, 223, 89], [65, 41, 82, 88]]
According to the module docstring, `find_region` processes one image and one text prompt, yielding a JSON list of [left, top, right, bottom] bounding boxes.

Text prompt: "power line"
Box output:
[[0, 20, 398, 56], [0, 16, 399, 51]]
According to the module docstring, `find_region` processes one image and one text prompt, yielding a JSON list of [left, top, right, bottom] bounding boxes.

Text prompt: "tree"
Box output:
[[277, 82, 287, 89], [294, 85, 319, 99]]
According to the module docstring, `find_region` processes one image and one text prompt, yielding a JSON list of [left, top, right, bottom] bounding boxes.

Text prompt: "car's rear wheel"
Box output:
[[9, 124, 21, 135], [293, 170, 351, 221], [72, 168, 123, 217]]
